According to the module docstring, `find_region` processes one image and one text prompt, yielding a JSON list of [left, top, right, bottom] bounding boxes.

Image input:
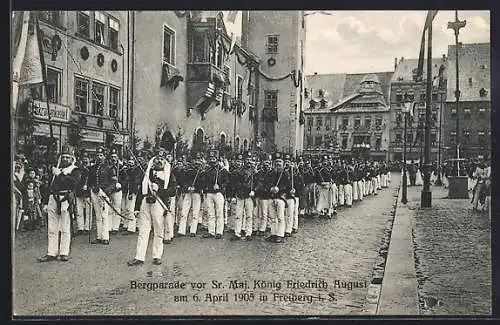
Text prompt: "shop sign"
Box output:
[[81, 130, 104, 143], [30, 100, 70, 122]]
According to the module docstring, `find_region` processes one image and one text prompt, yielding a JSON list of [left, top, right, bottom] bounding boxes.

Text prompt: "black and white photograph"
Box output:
[[11, 9, 491, 317]]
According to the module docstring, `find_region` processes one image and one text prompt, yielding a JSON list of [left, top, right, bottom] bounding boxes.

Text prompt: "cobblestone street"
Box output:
[[13, 176, 399, 316], [409, 184, 491, 315]]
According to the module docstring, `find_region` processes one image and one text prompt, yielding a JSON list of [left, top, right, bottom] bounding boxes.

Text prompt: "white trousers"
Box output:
[[179, 193, 201, 235], [234, 197, 254, 237], [330, 183, 338, 209], [353, 182, 358, 201], [47, 195, 71, 256], [205, 192, 225, 235], [285, 198, 295, 234], [269, 198, 286, 237], [376, 175, 382, 190], [76, 196, 91, 231], [381, 174, 388, 188], [344, 184, 353, 206], [358, 180, 364, 201], [293, 197, 299, 230], [121, 193, 137, 232], [316, 184, 330, 212], [338, 185, 345, 206], [135, 199, 164, 261], [258, 199, 271, 232], [164, 196, 176, 240], [90, 191, 109, 241], [109, 190, 123, 231]]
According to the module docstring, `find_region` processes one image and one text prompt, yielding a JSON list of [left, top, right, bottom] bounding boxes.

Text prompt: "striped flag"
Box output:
[[18, 13, 44, 86], [415, 10, 438, 82]]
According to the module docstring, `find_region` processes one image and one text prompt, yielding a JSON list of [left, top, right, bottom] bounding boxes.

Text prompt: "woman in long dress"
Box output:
[[415, 165, 423, 186]]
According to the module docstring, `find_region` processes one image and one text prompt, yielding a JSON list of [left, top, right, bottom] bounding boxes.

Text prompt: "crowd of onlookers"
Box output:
[[13, 154, 51, 232]]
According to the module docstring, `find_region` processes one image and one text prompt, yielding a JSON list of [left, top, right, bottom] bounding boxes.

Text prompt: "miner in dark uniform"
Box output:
[[88, 146, 115, 245], [300, 157, 316, 216], [162, 150, 178, 244], [202, 148, 230, 239], [37, 144, 81, 262], [265, 153, 291, 243], [254, 154, 273, 236], [120, 155, 142, 235], [178, 152, 204, 237], [229, 152, 255, 241], [75, 151, 91, 235], [108, 148, 123, 234]]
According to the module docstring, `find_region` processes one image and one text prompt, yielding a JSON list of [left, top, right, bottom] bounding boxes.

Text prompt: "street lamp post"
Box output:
[[446, 11, 469, 199], [448, 10, 466, 176], [402, 103, 408, 204]]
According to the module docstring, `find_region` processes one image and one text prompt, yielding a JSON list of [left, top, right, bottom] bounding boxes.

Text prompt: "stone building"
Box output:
[[303, 71, 393, 161], [242, 10, 306, 154], [443, 42, 491, 160], [389, 56, 446, 162], [14, 10, 130, 157], [132, 11, 259, 156]]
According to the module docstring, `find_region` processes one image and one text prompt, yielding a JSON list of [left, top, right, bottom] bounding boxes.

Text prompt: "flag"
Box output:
[[18, 13, 44, 86], [415, 10, 438, 82], [226, 11, 238, 23]]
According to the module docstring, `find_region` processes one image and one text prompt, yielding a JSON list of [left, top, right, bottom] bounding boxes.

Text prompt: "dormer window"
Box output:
[[320, 99, 327, 109]]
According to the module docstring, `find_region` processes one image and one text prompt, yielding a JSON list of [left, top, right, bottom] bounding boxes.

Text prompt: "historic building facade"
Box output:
[[132, 11, 259, 156], [443, 43, 490, 160], [389, 56, 446, 162], [303, 72, 393, 161], [242, 10, 306, 154], [15, 10, 130, 158]]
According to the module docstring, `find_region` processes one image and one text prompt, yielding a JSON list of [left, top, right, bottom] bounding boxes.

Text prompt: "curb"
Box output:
[[362, 184, 398, 315], [376, 180, 419, 315]]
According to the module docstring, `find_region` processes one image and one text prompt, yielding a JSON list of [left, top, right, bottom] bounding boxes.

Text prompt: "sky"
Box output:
[[304, 10, 490, 74]]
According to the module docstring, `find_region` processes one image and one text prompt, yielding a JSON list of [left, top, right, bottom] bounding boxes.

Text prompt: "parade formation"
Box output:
[[14, 144, 398, 266]]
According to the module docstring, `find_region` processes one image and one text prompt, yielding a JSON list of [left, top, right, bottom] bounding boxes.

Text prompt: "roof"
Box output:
[[304, 71, 393, 113], [305, 74, 347, 105], [391, 58, 445, 83], [446, 43, 490, 102]]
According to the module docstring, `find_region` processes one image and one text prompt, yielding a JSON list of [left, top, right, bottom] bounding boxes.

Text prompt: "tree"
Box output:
[[175, 128, 189, 159]]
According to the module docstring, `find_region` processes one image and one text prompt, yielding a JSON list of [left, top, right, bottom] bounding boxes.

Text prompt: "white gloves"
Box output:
[[231, 198, 237, 204], [249, 190, 255, 197], [188, 186, 195, 192], [52, 167, 61, 176], [115, 182, 122, 190]]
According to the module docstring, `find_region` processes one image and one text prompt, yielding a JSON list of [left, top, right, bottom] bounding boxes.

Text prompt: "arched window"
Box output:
[[243, 139, 248, 151], [193, 128, 204, 152], [220, 132, 226, 145], [235, 136, 240, 152]]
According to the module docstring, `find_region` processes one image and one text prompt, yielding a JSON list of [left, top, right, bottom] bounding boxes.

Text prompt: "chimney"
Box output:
[[400, 56, 404, 63], [442, 54, 446, 62], [394, 57, 398, 71]]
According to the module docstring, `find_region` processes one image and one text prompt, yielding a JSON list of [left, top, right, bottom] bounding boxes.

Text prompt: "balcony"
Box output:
[[187, 63, 226, 84]]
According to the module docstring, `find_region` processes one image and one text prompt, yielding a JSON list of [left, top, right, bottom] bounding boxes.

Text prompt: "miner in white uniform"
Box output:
[[128, 148, 173, 266]]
